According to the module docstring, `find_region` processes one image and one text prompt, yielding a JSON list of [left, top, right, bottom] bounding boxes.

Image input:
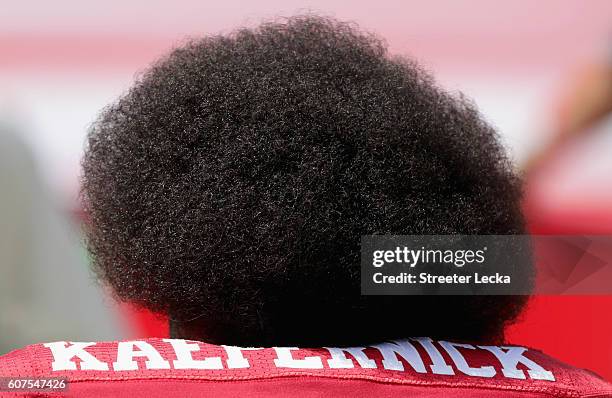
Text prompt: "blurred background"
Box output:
[[1, 0, 611, 380]]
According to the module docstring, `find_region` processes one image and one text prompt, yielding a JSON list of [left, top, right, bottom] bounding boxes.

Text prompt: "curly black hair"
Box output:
[[82, 15, 529, 347]]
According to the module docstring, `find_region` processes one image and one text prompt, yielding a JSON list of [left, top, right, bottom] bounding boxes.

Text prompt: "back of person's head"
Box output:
[[81, 15, 528, 348]]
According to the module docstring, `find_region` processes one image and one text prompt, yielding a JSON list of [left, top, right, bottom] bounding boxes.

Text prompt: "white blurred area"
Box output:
[[1, 0, 610, 206], [0, 0, 611, 347]]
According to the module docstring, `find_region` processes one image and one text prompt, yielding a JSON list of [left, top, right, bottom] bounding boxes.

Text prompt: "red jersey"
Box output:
[[0, 337, 610, 397]]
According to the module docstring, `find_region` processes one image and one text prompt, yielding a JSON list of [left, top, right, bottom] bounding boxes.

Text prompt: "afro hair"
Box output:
[[82, 15, 529, 347]]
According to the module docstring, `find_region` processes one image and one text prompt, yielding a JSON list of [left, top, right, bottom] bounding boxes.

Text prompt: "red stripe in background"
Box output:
[[0, 35, 172, 72], [506, 200, 612, 382], [0, 32, 596, 74]]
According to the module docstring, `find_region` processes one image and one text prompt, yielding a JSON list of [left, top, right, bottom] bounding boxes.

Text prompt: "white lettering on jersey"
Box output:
[[273, 347, 323, 369], [412, 337, 454, 375], [44, 342, 109, 371], [479, 346, 555, 381], [42, 338, 556, 382], [373, 340, 426, 373], [222, 346, 263, 369], [113, 341, 171, 371], [325, 347, 376, 369], [439, 341, 495, 378], [163, 339, 222, 370]]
